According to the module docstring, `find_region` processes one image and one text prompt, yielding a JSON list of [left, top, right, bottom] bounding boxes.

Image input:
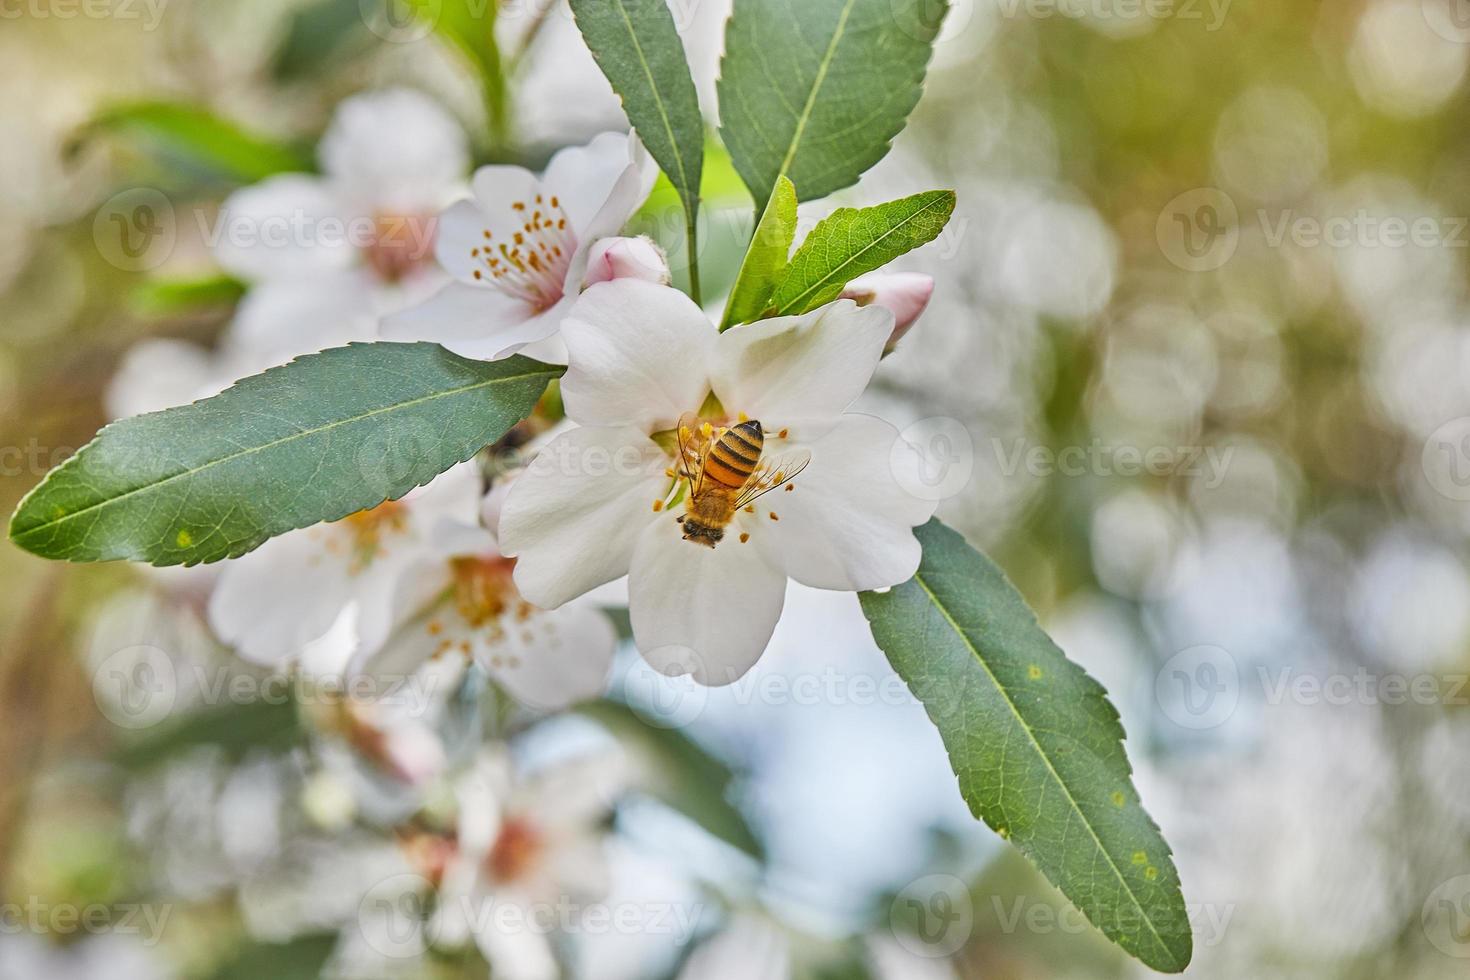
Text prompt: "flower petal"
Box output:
[[752, 414, 935, 591], [105, 339, 222, 419], [472, 901, 558, 980], [499, 426, 667, 607], [212, 175, 354, 281], [207, 529, 355, 665], [483, 601, 616, 711], [543, 132, 653, 237], [433, 198, 496, 282], [560, 280, 716, 429], [380, 281, 551, 361], [710, 299, 892, 424], [318, 88, 469, 215], [582, 235, 670, 287], [223, 273, 379, 369], [629, 517, 787, 686], [470, 165, 543, 229]]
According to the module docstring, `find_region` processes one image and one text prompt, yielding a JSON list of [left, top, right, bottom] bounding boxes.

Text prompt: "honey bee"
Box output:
[[673, 413, 810, 548]]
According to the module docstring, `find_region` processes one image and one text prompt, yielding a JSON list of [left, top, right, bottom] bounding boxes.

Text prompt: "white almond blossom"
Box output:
[[497, 280, 937, 685], [212, 87, 470, 371], [207, 462, 484, 669], [382, 132, 661, 361], [429, 749, 627, 980], [353, 480, 618, 713]]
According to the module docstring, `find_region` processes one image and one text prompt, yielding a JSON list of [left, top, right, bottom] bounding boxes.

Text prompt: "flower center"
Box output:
[[341, 500, 410, 571], [448, 555, 526, 628], [363, 213, 434, 285], [467, 193, 575, 311], [486, 816, 544, 883]]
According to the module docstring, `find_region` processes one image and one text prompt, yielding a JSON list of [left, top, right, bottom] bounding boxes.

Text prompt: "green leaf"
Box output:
[[579, 700, 764, 859], [128, 274, 245, 317], [771, 189, 953, 315], [272, 0, 376, 81], [10, 343, 561, 567], [207, 935, 338, 980], [403, 0, 508, 143], [859, 521, 1192, 973], [70, 102, 311, 183], [721, 174, 798, 329], [114, 699, 303, 770], [570, 0, 705, 302], [718, 0, 947, 207]]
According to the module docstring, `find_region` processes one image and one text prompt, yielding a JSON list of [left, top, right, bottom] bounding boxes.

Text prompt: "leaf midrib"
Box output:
[[609, 0, 695, 209], [909, 568, 1175, 962], [774, 0, 859, 197], [12, 366, 557, 542], [776, 192, 950, 313]]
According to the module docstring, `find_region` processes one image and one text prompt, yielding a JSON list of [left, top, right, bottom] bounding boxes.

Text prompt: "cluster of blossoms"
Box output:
[[106, 85, 939, 976], [117, 87, 937, 698]]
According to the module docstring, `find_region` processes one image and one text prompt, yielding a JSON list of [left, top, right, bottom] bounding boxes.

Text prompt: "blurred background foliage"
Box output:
[[4, 0, 1470, 977]]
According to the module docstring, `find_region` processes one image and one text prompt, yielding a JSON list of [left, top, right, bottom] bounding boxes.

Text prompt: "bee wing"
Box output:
[[734, 450, 812, 510], [674, 411, 706, 496]]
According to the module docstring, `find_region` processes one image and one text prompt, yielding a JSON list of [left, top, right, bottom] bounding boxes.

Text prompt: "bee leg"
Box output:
[[675, 515, 685, 523]]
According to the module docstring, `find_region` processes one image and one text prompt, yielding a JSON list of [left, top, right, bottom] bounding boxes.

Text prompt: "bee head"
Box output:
[[681, 521, 723, 548]]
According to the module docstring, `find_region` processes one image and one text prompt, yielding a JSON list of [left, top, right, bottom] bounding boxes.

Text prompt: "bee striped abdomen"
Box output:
[[701, 421, 763, 489]]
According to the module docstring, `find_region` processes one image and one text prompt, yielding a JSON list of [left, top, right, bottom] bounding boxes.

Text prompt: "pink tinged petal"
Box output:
[[479, 601, 616, 711], [212, 175, 354, 281], [498, 426, 667, 608], [380, 280, 550, 361], [582, 235, 671, 286], [752, 414, 937, 592], [560, 280, 716, 429], [319, 88, 469, 215], [709, 299, 893, 425], [629, 518, 788, 686], [840, 272, 935, 352]]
